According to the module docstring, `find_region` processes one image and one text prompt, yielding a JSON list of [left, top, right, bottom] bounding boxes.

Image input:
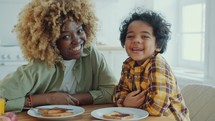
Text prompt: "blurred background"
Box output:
[[0, 0, 214, 89]]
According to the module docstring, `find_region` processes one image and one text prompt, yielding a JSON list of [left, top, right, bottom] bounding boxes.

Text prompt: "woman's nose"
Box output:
[[71, 34, 81, 44]]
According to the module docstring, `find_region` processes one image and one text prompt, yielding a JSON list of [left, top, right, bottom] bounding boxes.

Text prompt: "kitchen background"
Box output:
[[0, 0, 215, 89]]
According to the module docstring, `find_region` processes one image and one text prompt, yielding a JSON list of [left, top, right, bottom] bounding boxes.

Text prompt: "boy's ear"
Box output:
[[155, 48, 161, 52], [155, 43, 161, 52]]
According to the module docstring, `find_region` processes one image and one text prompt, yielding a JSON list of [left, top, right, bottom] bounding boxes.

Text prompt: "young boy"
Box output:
[[114, 9, 190, 121]]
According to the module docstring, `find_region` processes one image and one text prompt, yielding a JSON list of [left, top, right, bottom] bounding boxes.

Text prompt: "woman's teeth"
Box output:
[[73, 45, 81, 51]]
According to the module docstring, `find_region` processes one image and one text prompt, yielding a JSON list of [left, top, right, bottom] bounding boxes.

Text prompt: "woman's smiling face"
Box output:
[[56, 21, 86, 60], [125, 20, 160, 65]]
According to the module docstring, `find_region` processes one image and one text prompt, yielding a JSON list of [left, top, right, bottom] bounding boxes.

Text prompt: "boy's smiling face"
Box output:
[[125, 20, 160, 65]]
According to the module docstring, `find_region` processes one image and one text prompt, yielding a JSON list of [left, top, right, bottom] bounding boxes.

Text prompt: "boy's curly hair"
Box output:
[[119, 8, 171, 54], [14, 0, 97, 66]]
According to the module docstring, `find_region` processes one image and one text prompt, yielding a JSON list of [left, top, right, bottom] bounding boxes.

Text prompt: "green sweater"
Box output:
[[0, 46, 117, 112]]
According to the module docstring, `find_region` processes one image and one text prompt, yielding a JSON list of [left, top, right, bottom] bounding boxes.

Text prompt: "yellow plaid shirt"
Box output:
[[114, 53, 190, 121]]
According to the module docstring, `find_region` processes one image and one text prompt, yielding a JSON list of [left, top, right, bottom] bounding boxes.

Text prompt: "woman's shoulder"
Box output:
[[83, 45, 103, 58], [81, 46, 108, 68], [17, 60, 56, 72], [25, 61, 47, 67]]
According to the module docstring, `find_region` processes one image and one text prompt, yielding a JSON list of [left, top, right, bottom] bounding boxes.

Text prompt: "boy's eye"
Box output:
[[126, 35, 134, 39], [142, 35, 150, 39]]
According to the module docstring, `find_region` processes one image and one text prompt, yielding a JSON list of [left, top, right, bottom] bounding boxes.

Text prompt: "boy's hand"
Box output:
[[123, 90, 145, 108]]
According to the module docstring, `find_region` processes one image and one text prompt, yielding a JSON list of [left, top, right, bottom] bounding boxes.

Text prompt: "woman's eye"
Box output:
[[77, 28, 84, 35], [62, 35, 71, 40]]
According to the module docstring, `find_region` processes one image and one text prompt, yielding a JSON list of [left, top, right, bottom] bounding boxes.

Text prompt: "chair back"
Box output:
[[181, 84, 215, 121]]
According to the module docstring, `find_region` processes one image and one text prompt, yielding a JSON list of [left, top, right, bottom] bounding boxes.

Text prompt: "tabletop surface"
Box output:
[[16, 104, 174, 121]]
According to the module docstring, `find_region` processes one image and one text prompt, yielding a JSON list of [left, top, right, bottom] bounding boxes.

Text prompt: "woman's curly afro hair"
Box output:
[[119, 8, 171, 54], [14, 0, 97, 66]]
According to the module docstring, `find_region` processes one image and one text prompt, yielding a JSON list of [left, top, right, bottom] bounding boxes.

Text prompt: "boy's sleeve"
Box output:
[[114, 68, 130, 106], [143, 65, 174, 116]]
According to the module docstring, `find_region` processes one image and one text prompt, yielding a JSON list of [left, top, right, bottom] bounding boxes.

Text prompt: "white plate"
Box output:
[[27, 105, 85, 120], [91, 107, 149, 120]]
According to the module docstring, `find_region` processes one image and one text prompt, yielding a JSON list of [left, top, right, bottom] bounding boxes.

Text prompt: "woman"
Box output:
[[0, 0, 117, 112]]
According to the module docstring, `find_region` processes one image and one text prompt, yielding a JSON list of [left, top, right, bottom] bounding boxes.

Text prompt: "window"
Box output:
[[178, 0, 205, 70]]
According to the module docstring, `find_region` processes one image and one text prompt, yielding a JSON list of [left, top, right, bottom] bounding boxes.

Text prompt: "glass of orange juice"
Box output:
[[0, 89, 5, 115], [0, 98, 5, 115]]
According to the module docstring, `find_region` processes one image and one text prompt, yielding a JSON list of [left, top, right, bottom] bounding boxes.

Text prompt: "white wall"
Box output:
[[0, 0, 153, 46], [153, 0, 179, 67], [92, 0, 153, 46], [0, 0, 30, 45]]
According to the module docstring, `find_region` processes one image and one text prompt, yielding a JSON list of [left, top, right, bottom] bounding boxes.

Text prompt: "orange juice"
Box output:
[[0, 98, 5, 114]]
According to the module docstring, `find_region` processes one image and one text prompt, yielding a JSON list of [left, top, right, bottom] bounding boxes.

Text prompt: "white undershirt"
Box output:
[[60, 60, 77, 94]]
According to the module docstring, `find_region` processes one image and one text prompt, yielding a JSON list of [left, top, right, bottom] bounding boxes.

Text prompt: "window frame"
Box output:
[[178, 0, 205, 71]]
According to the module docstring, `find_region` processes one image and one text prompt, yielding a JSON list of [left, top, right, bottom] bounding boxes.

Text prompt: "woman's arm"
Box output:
[[71, 93, 93, 105], [24, 92, 93, 108], [83, 46, 117, 104]]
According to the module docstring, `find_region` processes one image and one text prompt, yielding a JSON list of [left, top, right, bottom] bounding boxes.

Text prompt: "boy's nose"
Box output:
[[133, 38, 141, 43]]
